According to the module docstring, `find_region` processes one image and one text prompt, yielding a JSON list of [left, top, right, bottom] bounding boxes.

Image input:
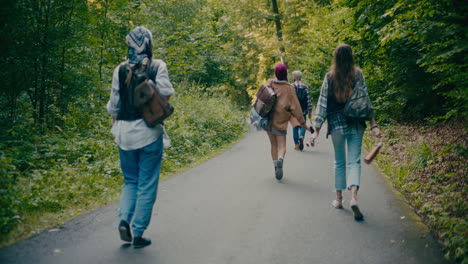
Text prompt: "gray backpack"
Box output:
[[343, 77, 373, 120]]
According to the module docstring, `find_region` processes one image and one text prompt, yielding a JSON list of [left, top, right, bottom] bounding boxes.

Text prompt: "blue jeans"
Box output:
[[118, 136, 163, 237], [330, 127, 364, 190], [293, 114, 307, 144]]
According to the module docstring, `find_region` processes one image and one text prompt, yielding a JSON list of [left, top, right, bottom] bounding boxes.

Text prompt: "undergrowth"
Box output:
[[0, 82, 247, 247], [363, 121, 467, 263]]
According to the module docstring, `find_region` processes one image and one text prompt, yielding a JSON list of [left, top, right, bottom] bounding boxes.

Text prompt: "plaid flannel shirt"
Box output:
[[313, 74, 368, 136]]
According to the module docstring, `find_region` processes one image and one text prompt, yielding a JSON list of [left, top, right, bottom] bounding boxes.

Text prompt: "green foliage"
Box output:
[[163, 82, 248, 173], [342, 0, 468, 121], [2, 0, 84, 124], [0, 92, 121, 242], [364, 125, 468, 263], [408, 141, 434, 169], [139, 1, 238, 87], [1, 0, 250, 245], [1, 0, 466, 260], [1, 0, 466, 125], [0, 82, 247, 246], [281, 1, 354, 101]]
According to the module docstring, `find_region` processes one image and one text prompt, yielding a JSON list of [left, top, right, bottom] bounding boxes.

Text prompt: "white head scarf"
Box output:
[[126, 26, 153, 64]]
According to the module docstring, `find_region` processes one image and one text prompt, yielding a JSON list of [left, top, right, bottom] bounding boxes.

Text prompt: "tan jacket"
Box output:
[[269, 80, 305, 131]]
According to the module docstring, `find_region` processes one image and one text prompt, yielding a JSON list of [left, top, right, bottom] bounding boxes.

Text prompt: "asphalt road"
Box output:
[[0, 125, 448, 264]]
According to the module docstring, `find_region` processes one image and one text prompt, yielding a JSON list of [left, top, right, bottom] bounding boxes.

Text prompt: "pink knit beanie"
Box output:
[[274, 63, 288, 81]]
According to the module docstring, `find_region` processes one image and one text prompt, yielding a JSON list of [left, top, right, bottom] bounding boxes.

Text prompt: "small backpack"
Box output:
[[134, 79, 174, 127], [253, 83, 277, 118], [120, 58, 174, 127], [343, 78, 373, 120], [294, 83, 309, 112]]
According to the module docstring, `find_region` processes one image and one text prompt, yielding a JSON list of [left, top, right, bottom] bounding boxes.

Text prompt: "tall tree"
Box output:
[[345, 0, 468, 120], [270, 0, 285, 55]]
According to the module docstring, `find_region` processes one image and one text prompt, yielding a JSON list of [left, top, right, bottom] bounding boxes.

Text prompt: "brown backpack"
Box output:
[[134, 78, 174, 127], [253, 83, 277, 118], [119, 58, 174, 127]]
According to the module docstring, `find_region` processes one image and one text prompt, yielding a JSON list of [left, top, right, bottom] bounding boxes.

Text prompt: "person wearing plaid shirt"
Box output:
[[310, 44, 381, 221], [291, 70, 312, 151], [313, 73, 363, 137]]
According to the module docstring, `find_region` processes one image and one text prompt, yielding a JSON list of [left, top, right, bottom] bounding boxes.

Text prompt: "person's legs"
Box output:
[[299, 113, 307, 138], [276, 135, 286, 160], [293, 126, 300, 148], [346, 129, 364, 190], [331, 132, 347, 191], [346, 129, 364, 220], [331, 132, 346, 208], [267, 132, 286, 180], [299, 127, 306, 139], [350, 185, 363, 220], [118, 148, 139, 224], [274, 135, 287, 180], [266, 131, 278, 160], [297, 113, 307, 151], [298, 127, 305, 151], [118, 148, 139, 242], [132, 136, 164, 239], [332, 190, 343, 209]]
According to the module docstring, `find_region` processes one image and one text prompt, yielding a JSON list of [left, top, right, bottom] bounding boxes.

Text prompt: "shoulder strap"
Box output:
[[118, 62, 127, 74], [147, 59, 160, 82], [266, 79, 276, 93], [118, 62, 131, 88]]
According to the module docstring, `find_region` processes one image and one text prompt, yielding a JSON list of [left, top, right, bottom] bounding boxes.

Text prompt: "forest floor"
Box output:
[[366, 120, 467, 262]]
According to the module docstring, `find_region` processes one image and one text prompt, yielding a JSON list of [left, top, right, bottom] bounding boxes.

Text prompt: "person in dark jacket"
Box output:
[[291, 70, 312, 151]]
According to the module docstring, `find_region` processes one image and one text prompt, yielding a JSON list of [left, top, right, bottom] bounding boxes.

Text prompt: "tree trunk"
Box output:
[[59, 1, 76, 116], [271, 0, 285, 54], [98, 0, 109, 81], [32, 58, 39, 123], [39, 0, 52, 126]]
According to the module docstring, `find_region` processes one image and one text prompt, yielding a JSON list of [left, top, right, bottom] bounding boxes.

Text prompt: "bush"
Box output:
[[0, 83, 247, 246], [364, 122, 468, 263]]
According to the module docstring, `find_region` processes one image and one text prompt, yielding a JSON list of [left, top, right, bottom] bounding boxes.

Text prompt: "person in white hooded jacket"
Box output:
[[106, 26, 174, 248]]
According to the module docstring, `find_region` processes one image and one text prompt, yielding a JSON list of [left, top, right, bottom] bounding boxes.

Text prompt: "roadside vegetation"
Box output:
[[0, 0, 466, 262], [364, 122, 467, 262], [0, 82, 247, 247]]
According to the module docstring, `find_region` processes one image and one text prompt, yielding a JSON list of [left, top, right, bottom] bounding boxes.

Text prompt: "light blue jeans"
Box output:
[[330, 127, 364, 190], [292, 113, 307, 145], [118, 136, 163, 237]]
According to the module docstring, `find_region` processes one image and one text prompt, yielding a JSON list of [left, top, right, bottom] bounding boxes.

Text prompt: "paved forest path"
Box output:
[[0, 125, 447, 264]]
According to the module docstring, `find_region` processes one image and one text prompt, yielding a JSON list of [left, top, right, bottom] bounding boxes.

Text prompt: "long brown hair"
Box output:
[[329, 44, 357, 103], [124, 58, 150, 87]]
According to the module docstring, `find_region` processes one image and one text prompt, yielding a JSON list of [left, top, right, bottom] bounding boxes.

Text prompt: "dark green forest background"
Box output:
[[0, 0, 466, 262]]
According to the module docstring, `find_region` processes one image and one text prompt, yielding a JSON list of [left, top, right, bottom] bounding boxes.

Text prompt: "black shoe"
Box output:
[[299, 137, 304, 151], [350, 200, 364, 221], [133, 237, 152, 248], [118, 220, 132, 242], [274, 159, 283, 180]]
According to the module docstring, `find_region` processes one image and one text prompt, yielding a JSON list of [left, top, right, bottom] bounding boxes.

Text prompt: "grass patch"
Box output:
[[363, 121, 467, 263], [0, 83, 248, 247]]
